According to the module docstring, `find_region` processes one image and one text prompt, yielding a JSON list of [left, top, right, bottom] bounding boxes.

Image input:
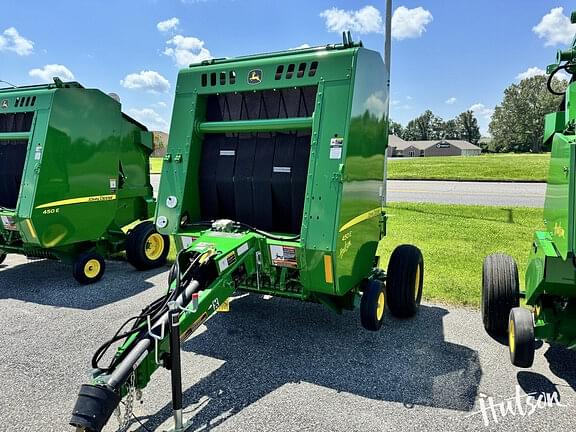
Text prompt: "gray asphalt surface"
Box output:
[[1, 254, 575, 431], [387, 180, 545, 207], [150, 175, 546, 207]]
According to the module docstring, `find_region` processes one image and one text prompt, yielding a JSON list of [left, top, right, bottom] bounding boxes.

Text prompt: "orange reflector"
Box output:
[[324, 255, 334, 284]]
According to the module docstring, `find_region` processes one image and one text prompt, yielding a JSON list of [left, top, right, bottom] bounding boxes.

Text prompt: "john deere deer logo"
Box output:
[[248, 69, 262, 85], [1, 99, 7, 109]]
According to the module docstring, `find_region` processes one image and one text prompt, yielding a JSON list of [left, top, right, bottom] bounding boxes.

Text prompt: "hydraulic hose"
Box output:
[[107, 278, 199, 387], [91, 248, 199, 371], [547, 64, 574, 95], [70, 279, 200, 432]]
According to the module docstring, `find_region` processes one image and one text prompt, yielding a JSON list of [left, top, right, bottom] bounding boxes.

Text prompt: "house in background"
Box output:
[[387, 135, 482, 157]]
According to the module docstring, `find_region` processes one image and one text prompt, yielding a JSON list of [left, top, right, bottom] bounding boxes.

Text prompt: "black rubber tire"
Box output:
[[509, 307, 535, 368], [0, 251, 6, 265], [386, 244, 424, 318], [126, 221, 170, 271], [73, 251, 106, 285], [360, 279, 386, 331], [482, 253, 520, 336]]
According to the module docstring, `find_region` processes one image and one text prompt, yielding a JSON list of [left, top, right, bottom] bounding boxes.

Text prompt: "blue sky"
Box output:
[[1, 1, 575, 134]]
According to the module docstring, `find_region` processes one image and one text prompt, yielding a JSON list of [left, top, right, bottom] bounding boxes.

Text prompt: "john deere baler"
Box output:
[[482, 12, 576, 368], [0, 80, 169, 283], [71, 34, 423, 431]]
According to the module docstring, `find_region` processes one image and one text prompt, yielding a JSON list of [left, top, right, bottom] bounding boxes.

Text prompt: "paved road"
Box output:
[[1, 254, 575, 431], [387, 181, 545, 207], [150, 175, 546, 208]]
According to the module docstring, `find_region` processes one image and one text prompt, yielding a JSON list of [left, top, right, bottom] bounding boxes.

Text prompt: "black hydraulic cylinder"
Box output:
[[169, 303, 183, 413]]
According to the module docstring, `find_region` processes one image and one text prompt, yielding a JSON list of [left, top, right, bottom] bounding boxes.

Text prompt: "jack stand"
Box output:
[[164, 301, 192, 432]]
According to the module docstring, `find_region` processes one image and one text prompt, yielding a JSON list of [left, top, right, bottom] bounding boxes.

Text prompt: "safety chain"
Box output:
[[115, 373, 136, 432]]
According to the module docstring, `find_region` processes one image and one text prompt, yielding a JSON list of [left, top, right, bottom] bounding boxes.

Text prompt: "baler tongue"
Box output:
[[70, 226, 258, 431]]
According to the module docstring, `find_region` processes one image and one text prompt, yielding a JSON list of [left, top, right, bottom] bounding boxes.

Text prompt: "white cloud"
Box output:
[[365, 92, 388, 117], [469, 103, 494, 135], [319, 5, 432, 40], [516, 67, 546, 80], [515, 66, 571, 82], [157, 17, 179, 32], [0, 27, 34, 56], [533, 7, 575, 46], [128, 108, 169, 132], [290, 43, 311, 50], [164, 35, 212, 67], [121, 70, 170, 93], [445, 97, 457, 105], [392, 6, 433, 40], [320, 5, 382, 34], [155, 101, 168, 108], [469, 103, 494, 120], [29, 64, 74, 82]]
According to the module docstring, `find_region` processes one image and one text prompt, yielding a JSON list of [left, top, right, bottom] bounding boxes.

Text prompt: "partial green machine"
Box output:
[[70, 34, 424, 432], [482, 13, 576, 368], [0, 80, 169, 284]]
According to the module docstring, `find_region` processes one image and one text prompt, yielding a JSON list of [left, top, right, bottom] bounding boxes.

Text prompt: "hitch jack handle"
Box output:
[[167, 301, 188, 431], [147, 314, 166, 366]]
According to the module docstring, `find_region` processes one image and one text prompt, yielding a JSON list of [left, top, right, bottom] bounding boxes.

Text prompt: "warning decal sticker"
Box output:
[[270, 245, 298, 268], [329, 137, 343, 160]]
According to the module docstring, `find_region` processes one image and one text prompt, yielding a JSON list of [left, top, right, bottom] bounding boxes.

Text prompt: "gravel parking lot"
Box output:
[[1, 254, 575, 431]]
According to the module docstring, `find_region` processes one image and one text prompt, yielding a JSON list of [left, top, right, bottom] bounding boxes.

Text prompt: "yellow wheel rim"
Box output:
[[376, 291, 385, 321], [84, 259, 101, 278], [145, 233, 165, 261], [414, 264, 421, 300], [509, 319, 516, 354]]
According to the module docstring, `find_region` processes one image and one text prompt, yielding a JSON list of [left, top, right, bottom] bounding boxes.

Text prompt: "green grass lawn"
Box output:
[[150, 157, 163, 174], [387, 153, 550, 182], [152, 153, 549, 182], [378, 203, 543, 307]]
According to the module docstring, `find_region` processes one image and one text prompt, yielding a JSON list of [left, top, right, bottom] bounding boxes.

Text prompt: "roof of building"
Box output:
[[388, 135, 481, 151], [388, 135, 406, 147]]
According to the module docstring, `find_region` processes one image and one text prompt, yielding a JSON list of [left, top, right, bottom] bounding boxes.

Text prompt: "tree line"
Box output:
[[488, 75, 567, 153], [391, 74, 569, 153], [390, 110, 481, 144]]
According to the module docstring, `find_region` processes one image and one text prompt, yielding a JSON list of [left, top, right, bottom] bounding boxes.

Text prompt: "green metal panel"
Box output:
[[335, 48, 386, 295], [542, 133, 574, 259], [543, 112, 565, 146], [302, 78, 352, 294], [157, 91, 200, 230], [198, 117, 313, 133], [177, 49, 357, 95], [566, 81, 576, 125]]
